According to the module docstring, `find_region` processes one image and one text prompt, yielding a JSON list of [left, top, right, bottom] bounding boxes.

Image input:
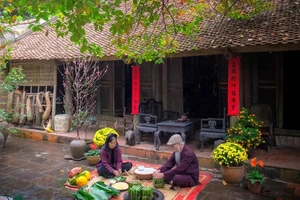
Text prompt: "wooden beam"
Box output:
[[10, 43, 300, 63], [168, 43, 300, 58]]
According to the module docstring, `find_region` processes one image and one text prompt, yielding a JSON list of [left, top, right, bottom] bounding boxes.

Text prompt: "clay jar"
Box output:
[[69, 138, 87, 160]]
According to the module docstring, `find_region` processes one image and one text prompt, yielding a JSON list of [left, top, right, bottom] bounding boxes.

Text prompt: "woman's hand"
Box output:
[[113, 170, 120, 176], [118, 169, 122, 174]]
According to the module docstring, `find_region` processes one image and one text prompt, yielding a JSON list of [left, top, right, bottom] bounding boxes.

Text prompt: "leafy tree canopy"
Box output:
[[0, 0, 272, 64]]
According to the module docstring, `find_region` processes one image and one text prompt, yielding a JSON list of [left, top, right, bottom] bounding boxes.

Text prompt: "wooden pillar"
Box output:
[[154, 64, 162, 101], [162, 59, 168, 110], [252, 53, 258, 104], [241, 54, 252, 108], [52, 64, 57, 128], [64, 63, 73, 116], [277, 52, 284, 128], [112, 61, 115, 115]]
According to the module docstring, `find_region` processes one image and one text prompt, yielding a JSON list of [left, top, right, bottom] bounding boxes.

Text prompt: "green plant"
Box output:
[[226, 107, 264, 152], [0, 187, 24, 200], [93, 127, 119, 147], [247, 158, 265, 184], [1, 0, 273, 65], [212, 142, 248, 167], [0, 48, 25, 123], [85, 149, 100, 156], [86, 143, 100, 156]]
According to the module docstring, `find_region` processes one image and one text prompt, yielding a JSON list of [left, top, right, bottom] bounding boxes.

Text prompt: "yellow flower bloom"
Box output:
[[93, 127, 119, 147], [212, 142, 248, 167]]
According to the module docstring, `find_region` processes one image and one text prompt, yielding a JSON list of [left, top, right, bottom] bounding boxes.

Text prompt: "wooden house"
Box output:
[[1, 0, 300, 147]]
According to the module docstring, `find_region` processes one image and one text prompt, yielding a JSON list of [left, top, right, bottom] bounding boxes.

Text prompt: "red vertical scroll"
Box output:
[[131, 65, 140, 115], [227, 57, 240, 116]]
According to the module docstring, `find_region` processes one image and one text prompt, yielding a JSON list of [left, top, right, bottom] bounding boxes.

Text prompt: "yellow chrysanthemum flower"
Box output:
[[212, 142, 248, 167], [93, 127, 119, 147]]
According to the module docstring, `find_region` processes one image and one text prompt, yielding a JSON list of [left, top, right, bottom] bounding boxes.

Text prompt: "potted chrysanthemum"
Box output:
[[92, 127, 119, 147], [212, 142, 248, 183], [226, 107, 264, 157]]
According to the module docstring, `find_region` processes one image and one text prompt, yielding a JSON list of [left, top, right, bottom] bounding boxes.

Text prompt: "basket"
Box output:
[[87, 156, 100, 166]]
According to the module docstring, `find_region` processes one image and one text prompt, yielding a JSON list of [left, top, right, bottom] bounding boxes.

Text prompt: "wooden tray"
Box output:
[[111, 182, 129, 191]]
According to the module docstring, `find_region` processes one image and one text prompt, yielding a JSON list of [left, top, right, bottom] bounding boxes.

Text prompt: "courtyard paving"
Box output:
[[0, 136, 299, 200]]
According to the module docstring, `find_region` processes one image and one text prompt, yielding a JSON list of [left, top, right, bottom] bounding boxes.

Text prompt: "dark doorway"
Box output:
[[182, 56, 220, 118], [283, 51, 300, 129]]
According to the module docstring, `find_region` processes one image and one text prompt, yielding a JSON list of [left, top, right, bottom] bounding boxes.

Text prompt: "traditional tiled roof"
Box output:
[[7, 0, 300, 60], [9, 22, 116, 60], [176, 0, 300, 52]]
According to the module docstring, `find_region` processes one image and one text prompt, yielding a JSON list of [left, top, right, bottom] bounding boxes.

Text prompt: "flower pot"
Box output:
[[220, 165, 245, 184], [54, 114, 70, 133], [248, 180, 262, 194]]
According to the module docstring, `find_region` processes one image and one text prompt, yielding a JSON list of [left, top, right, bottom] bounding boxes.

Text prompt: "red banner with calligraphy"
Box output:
[[131, 66, 140, 115], [227, 57, 240, 116]]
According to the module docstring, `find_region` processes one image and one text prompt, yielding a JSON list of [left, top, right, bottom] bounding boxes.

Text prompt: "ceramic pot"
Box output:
[[0, 121, 10, 147], [84, 139, 93, 152], [54, 114, 70, 133], [220, 165, 245, 183], [248, 180, 262, 194], [69, 138, 87, 160]]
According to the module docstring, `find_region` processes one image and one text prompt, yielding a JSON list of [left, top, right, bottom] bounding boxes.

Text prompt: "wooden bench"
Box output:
[[199, 108, 227, 152]]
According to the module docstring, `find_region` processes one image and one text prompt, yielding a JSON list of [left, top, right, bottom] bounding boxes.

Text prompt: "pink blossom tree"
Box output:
[[60, 57, 108, 139]]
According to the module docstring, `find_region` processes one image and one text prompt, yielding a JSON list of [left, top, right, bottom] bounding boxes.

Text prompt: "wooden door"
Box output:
[[114, 60, 125, 116], [167, 58, 183, 114], [140, 62, 155, 101], [97, 61, 113, 115], [96, 60, 125, 116]]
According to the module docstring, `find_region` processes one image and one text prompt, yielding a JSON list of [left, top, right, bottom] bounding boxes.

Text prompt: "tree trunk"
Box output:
[[64, 73, 73, 116]]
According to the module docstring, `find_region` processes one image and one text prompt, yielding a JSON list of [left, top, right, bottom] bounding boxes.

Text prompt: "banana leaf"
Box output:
[[93, 182, 120, 196], [115, 176, 126, 182]]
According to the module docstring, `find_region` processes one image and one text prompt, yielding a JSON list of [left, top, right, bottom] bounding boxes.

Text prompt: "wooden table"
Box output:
[[154, 118, 200, 150]]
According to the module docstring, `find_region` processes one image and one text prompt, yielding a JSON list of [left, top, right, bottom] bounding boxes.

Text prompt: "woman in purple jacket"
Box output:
[[153, 134, 200, 188], [96, 133, 132, 178]]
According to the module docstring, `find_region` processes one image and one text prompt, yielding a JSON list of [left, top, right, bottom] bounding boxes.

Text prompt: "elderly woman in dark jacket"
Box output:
[[96, 133, 132, 178]]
